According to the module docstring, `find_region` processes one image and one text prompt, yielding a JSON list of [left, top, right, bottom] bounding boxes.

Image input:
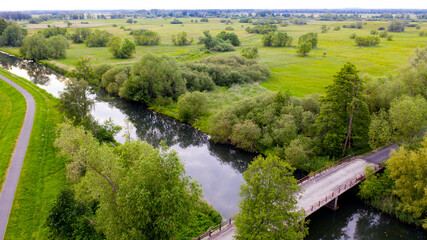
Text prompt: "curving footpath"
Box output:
[[0, 75, 35, 240]]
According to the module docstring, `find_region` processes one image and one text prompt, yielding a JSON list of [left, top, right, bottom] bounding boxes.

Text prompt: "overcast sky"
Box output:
[[3, 0, 427, 11]]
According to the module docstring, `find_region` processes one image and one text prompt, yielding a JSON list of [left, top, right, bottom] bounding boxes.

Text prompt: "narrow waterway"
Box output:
[[0, 52, 425, 239]]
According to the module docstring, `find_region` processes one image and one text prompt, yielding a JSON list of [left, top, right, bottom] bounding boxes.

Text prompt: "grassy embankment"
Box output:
[[0, 77, 26, 189], [0, 68, 66, 240]]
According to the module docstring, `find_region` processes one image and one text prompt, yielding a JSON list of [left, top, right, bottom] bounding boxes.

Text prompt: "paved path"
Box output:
[[213, 144, 397, 240], [0, 75, 35, 240]]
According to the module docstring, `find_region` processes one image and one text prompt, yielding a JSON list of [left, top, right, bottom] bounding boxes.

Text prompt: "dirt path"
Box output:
[[0, 75, 35, 240]]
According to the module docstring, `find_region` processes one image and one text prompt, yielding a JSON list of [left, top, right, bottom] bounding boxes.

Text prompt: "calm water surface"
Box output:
[[0, 52, 425, 239]]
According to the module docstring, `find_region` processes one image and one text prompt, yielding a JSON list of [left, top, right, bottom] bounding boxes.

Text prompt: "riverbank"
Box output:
[[0, 68, 66, 239]]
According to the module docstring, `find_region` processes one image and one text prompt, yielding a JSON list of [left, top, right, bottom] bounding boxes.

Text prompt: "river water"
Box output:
[[0, 52, 425, 239]]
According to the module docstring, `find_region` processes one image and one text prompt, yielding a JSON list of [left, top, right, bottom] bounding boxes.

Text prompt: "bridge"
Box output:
[[195, 144, 397, 240]]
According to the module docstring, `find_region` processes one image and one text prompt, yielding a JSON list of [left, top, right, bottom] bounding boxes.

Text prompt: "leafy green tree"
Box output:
[[120, 54, 186, 103], [0, 18, 8, 36], [358, 166, 394, 202], [71, 28, 91, 43], [209, 108, 237, 144], [46, 188, 102, 240], [262, 32, 293, 47], [230, 120, 261, 152], [298, 32, 318, 48], [389, 95, 427, 141], [171, 31, 193, 46], [54, 122, 205, 239], [58, 78, 94, 124], [20, 34, 51, 60], [47, 35, 68, 58], [198, 30, 234, 52], [181, 68, 215, 92], [86, 30, 113, 47], [317, 62, 370, 156], [368, 109, 393, 149], [234, 155, 308, 240], [387, 136, 427, 229], [101, 66, 131, 95], [107, 36, 135, 59], [177, 91, 208, 123], [240, 46, 258, 59], [296, 42, 312, 56], [285, 138, 312, 169], [216, 31, 240, 46], [0, 22, 26, 47], [387, 19, 405, 32], [133, 30, 160, 46], [355, 36, 380, 46], [69, 57, 97, 83]]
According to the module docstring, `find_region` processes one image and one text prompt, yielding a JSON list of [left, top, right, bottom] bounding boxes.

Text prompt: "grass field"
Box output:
[[0, 68, 66, 240], [0, 77, 26, 190], [16, 18, 427, 97]]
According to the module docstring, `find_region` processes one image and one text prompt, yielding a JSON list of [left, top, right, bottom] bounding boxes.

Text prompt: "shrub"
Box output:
[[298, 32, 318, 48], [378, 26, 386, 30], [355, 36, 380, 46], [387, 35, 393, 41], [133, 30, 160, 46], [200, 18, 209, 22], [245, 24, 277, 34], [20, 34, 68, 60], [262, 32, 293, 47], [198, 31, 234, 52], [387, 20, 405, 32], [181, 68, 215, 92], [350, 33, 357, 39], [86, 30, 113, 47], [40, 26, 67, 38], [171, 31, 193, 46], [177, 91, 208, 123], [225, 26, 234, 31], [241, 46, 259, 59], [101, 66, 131, 95], [333, 26, 341, 31], [292, 18, 307, 25], [70, 28, 91, 43], [370, 30, 378, 35], [379, 31, 388, 38], [239, 18, 252, 23], [170, 19, 183, 24], [216, 31, 240, 46], [107, 36, 135, 59]]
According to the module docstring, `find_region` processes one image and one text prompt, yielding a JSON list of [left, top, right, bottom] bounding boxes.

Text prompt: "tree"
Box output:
[[54, 122, 204, 239], [20, 34, 50, 60], [71, 28, 91, 43], [70, 57, 97, 83], [133, 30, 160, 46], [387, 19, 405, 32], [171, 31, 192, 46], [298, 32, 318, 48], [387, 136, 427, 229], [58, 78, 94, 124], [0, 22, 26, 47], [262, 32, 293, 47], [120, 54, 186, 103], [285, 138, 312, 169], [107, 36, 135, 59], [296, 42, 312, 56], [240, 46, 258, 59], [389, 95, 427, 141], [0, 18, 7, 36], [234, 155, 308, 240], [317, 62, 370, 156], [177, 91, 208, 123], [216, 31, 240, 46], [355, 36, 380, 46], [198, 30, 234, 52], [48, 35, 68, 58], [230, 120, 261, 152], [86, 30, 113, 47], [368, 109, 393, 149]]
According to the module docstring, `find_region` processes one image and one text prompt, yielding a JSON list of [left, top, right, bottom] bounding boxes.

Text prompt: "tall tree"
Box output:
[[317, 62, 370, 156], [234, 155, 308, 240], [58, 78, 94, 124]]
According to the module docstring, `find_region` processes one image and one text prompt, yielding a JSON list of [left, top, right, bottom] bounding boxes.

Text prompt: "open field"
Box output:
[[0, 68, 66, 240], [16, 18, 427, 97], [0, 77, 26, 190]]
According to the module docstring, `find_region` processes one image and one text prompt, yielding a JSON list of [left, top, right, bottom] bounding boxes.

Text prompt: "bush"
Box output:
[[296, 42, 312, 56], [171, 31, 193, 46], [133, 30, 160, 46], [200, 18, 209, 22], [298, 32, 318, 48], [333, 26, 341, 31], [198, 31, 234, 52], [245, 24, 277, 34], [216, 31, 240, 46], [370, 30, 378, 35], [292, 18, 307, 25], [70, 28, 91, 43], [379, 31, 388, 38], [350, 33, 357, 39], [177, 91, 208, 123], [355, 36, 380, 46], [225, 26, 234, 31], [170, 19, 183, 24], [182, 55, 270, 87], [239, 18, 252, 23], [387, 35, 393, 41], [241, 46, 259, 59], [378, 26, 386, 30], [107, 36, 135, 59], [86, 30, 113, 47], [181, 68, 215, 92], [40, 26, 67, 38], [20, 34, 68, 60], [387, 20, 405, 32], [0, 23, 27, 47], [262, 32, 293, 47], [101, 66, 131, 95]]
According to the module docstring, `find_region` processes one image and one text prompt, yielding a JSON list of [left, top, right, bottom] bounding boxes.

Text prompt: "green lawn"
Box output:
[[0, 68, 66, 240], [0, 77, 26, 190], [23, 18, 426, 96]]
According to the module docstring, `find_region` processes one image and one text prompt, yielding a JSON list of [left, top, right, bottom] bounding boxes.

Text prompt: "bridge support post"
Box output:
[[325, 197, 338, 211]]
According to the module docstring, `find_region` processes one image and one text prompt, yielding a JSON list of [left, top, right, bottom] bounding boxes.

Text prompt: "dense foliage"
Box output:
[[387, 19, 405, 32], [20, 34, 68, 60], [240, 46, 259, 59], [355, 36, 380, 46], [245, 24, 277, 34], [71, 28, 91, 43], [133, 30, 161, 46], [216, 31, 240, 46], [86, 30, 113, 47], [0, 22, 27, 47], [262, 31, 293, 47], [177, 91, 208, 123], [171, 31, 193, 46], [107, 36, 135, 58], [198, 31, 234, 52], [234, 155, 308, 240], [40, 26, 68, 38]]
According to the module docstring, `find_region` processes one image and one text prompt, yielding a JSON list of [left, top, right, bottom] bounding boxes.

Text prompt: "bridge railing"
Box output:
[[304, 164, 384, 216], [192, 218, 233, 240], [298, 154, 355, 186]]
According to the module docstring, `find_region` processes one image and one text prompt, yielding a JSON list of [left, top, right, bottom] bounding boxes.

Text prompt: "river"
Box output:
[[0, 52, 425, 239]]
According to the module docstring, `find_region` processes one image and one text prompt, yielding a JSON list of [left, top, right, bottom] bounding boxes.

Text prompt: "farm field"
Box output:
[[15, 18, 427, 97]]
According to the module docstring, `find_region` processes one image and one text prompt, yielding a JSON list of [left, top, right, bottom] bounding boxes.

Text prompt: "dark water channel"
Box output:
[[0, 52, 425, 239]]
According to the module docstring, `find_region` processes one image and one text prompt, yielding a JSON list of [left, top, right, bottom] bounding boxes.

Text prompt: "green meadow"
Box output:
[[0, 68, 66, 239], [19, 18, 427, 97]]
